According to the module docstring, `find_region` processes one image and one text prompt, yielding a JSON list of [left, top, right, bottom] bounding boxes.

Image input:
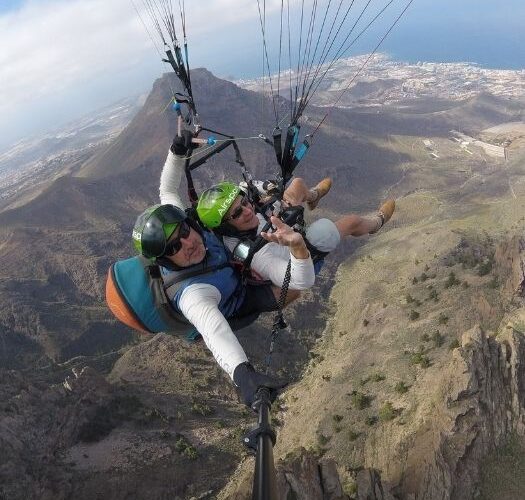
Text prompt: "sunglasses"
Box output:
[[165, 220, 191, 256], [225, 196, 252, 222]]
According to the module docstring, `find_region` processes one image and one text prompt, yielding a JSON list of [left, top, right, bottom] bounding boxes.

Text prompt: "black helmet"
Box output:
[[132, 204, 188, 260]]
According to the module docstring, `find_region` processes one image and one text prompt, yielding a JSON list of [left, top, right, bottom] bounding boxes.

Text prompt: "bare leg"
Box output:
[[335, 200, 395, 237], [335, 214, 381, 237], [283, 178, 316, 206]]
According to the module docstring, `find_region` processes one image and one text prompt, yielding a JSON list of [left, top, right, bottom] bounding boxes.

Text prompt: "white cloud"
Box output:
[[0, 0, 280, 142]]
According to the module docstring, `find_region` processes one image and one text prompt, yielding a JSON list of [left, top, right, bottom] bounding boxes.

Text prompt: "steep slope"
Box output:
[[257, 146, 525, 498]]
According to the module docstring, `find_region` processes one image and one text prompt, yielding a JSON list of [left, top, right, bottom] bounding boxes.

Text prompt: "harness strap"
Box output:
[[144, 262, 190, 331], [139, 257, 230, 333], [164, 263, 230, 301]]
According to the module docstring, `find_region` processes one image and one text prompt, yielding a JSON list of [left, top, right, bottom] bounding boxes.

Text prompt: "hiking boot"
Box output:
[[369, 199, 395, 234], [378, 199, 395, 225], [307, 177, 332, 210]]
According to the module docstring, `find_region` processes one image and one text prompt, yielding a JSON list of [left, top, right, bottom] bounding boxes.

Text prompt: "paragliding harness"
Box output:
[[176, 99, 323, 370], [106, 255, 230, 340]]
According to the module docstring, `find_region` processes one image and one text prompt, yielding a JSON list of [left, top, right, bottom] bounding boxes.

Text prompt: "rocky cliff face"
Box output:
[[217, 325, 525, 500], [385, 237, 525, 499], [397, 325, 525, 499], [217, 229, 525, 499], [217, 448, 349, 500], [355, 237, 525, 499]]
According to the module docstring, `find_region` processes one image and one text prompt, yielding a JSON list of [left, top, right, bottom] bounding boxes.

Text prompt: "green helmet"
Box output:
[[197, 181, 241, 228], [132, 204, 187, 259]]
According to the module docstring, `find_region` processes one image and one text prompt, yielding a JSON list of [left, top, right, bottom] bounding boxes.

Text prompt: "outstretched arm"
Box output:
[[178, 283, 286, 407], [177, 283, 248, 379]]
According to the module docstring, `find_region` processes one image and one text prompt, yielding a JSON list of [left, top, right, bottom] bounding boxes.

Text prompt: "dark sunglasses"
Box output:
[[225, 196, 252, 222], [165, 220, 191, 256]]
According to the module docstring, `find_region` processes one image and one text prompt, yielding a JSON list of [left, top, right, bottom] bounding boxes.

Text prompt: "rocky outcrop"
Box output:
[[363, 325, 525, 500], [494, 236, 525, 297], [218, 448, 349, 499], [276, 449, 348, 499], [356, 469, 396, 500]]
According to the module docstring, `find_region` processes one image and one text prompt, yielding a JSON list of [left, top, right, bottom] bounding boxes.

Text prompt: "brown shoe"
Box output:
[[379, 199, 395, 225], [307, 177, 332, 210], [369, 199, 395, 234]]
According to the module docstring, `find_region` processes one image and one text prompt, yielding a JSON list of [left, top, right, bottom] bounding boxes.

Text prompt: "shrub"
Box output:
[[191, 402, 213, 416], [420, 356, 431, 368], [348, 430, 360, 441], [478, 259, 493, 276], [449, 339, 460, 350], [412, 277, 419, 284], [438, 312, 449, 325], [318, 433, 331, 446], [428, 289, 439, 302], [182, 446, 198, 460], [371, 372, 386, 382], [432, 330, 445, 347], [365, 415, 378, 426], [445, 271, 460, 288], [410, 352, 431, 368], [409, 310, 420, 321], [420, 272, 429, 282], [379, 402, 396, 421], [175, 435, 198, 460], [406, 294, 414, 304], [333, 414, 344, 423], [363, 319, 369, 327], [394, 381, 409, 394], [421, 333, 430, 342], [343, 482, 358, 497], [350, 391, 371, 410]]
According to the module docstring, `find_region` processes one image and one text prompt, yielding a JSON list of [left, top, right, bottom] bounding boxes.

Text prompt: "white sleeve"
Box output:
[[250, 244, 315, 290], [177, 283, 248, 379], [159, 150, 185, 207]]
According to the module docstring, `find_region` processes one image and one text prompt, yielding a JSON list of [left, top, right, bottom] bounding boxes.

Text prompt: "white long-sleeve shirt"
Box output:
[[159, 150, 316, 290], [177, 284, 247, 379]]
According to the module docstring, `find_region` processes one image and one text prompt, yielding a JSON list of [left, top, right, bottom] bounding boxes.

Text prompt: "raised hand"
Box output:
[[170, 129, 195, 156], [260, 216, 310, 259]]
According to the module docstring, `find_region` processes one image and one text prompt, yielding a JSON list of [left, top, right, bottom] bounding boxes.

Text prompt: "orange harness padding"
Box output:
[[105, 267, 151, 334]]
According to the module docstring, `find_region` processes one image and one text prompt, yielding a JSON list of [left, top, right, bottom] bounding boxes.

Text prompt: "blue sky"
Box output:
[[0, 0, 523, 151], [0, 0, 24, 13]]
